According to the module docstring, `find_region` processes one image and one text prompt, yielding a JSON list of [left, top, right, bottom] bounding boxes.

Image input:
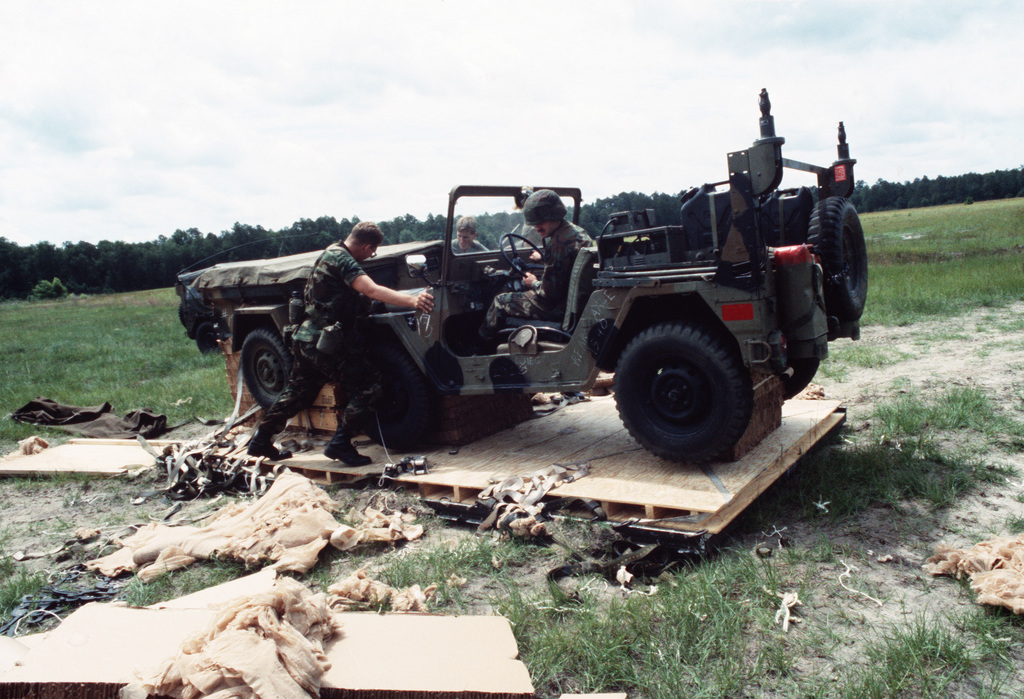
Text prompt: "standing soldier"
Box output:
[[248, 222, 434, 465], [480, 189, 593, 339]]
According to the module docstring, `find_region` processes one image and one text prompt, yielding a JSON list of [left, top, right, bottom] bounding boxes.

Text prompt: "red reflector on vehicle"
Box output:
[[774, 244, 814, 266], [835, 164, 847, 182], [722, 303, 754, 321]]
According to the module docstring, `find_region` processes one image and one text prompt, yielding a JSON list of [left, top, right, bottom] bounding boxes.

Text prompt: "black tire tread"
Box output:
[[365, 343, 435, 450], [782, 357, 820, 400], [240, 327, 293, 409], [614, 321, 753, 463], [194, 321, 220, 354], [807, 197, 868, 321]]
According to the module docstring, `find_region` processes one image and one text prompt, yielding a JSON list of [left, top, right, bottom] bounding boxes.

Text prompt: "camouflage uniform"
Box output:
[[257, 242, 382, 435], [483, 221, 593, 333]]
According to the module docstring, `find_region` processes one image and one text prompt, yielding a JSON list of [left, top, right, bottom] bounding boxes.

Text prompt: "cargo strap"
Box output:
[[475, 462, 590, 535], [546, 535, 659, 582], [0, 572, 125, 636]]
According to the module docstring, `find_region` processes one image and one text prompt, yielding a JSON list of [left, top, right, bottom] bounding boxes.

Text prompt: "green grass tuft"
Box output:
[[119, 559, 251, 607]]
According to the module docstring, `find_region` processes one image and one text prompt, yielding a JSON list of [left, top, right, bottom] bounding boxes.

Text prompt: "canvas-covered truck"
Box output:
[[176, 90, 866, 463]]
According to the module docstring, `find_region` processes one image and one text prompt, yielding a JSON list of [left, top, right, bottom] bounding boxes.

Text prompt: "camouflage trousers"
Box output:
[[482, 290, 562, 337], [257, 339, 383, 436]]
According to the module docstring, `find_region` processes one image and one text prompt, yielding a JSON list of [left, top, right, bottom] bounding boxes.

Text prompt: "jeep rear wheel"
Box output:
[[807, 197, 868, 321], [194, 321, 221, 354], [240, 328, 293, 409], [366, 343, 435, 450], [782, 357, 820, 400], [614, 322, 753, 462]]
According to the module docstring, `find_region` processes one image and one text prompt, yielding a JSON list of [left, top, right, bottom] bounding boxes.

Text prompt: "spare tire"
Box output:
[[807, 197, 868, 321]]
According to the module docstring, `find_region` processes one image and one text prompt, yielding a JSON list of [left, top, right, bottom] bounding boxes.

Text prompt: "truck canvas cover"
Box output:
[[194, 242, 438, 291]]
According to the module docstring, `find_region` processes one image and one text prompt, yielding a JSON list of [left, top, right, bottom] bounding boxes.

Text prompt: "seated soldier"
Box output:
[[479, 189, 593, 339], [451, 216, 489, 254]]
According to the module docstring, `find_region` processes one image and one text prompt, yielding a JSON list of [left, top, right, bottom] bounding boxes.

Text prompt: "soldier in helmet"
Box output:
[[248, 221, 434, 466], [452, 216, 489, 254], [479, 189, 593, 340]]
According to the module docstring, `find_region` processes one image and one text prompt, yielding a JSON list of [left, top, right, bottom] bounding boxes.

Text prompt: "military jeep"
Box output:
[[178, 91, 865, 463]]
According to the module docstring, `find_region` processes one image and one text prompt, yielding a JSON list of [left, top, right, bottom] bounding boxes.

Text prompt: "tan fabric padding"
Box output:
[[925, 534, 1024, 614]]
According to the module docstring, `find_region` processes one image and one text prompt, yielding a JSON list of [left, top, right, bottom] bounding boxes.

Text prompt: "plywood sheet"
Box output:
[[401, 397, 838, 513], [148, 568, 279, 610], [321, 614, 533, 695], [0, 441, 163, 477], [284, 396, 843, 535], [0, 604, 534, 698]]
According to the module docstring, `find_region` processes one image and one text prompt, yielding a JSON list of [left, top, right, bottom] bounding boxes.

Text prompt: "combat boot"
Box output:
[[324, 427, 371, 466], [247, 428, 293, 461]]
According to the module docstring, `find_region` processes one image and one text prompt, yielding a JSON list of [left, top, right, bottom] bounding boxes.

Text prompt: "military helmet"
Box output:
[[523, 189, 567, 225]]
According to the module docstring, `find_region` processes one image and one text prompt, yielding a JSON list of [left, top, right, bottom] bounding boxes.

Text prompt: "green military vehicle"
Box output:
[[177, 91, 866, 463]]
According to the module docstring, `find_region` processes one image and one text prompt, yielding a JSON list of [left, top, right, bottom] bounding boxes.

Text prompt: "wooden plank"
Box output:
[[282, 396, 843, 533], [66, 438, 180, 447], [0, 442, 161, 477]]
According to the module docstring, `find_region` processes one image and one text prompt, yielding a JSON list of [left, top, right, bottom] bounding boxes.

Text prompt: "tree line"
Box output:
[[850, 167, 1024, 212], [1, 166, 1021, 300]]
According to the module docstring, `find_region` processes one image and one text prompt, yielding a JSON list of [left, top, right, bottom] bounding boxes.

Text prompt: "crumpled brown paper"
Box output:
[[925, 534, 1024, 615], [1, 435, 50, 460], [87, 472, 424, 581], [327, 568, 436, 613], [121, 576, 340, 699], [330, 506, 424, 551]]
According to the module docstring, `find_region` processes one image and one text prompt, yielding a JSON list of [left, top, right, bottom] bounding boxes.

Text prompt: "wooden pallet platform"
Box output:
[[287, 395, 843, 537]]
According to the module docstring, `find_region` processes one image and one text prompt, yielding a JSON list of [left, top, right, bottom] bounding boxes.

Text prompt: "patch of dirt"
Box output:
[[814, 300, 1024, 545], [725, 301, 1024, 686]]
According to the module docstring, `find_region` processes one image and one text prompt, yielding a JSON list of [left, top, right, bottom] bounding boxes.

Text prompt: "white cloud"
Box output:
[[1, 0, 1023, 246]]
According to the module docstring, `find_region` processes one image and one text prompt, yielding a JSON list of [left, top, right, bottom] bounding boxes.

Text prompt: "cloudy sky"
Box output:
[[1, 0, 1022, 246]]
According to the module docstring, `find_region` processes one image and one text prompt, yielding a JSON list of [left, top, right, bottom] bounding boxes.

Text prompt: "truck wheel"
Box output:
[[615, 322, 753, 462], [194, 321, 220, 354], [240, 328, 293, 409], [782, 357, 820, 400], [366, 343, 435, 450], [178, 302, 191, 334], [807, 197, 868, 321]]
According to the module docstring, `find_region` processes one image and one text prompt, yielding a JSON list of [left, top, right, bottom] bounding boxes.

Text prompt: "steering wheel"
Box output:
[[499, 233, 545, 279]]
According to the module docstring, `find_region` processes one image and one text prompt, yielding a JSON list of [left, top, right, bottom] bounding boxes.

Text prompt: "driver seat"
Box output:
[[503, 246, 598, 343], [560, 246, 598, 332]]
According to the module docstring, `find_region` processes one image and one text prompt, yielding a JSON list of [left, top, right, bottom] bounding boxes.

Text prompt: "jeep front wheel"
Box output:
[[365, 343, 436, 450], [240, 328, 293, 409], [614, 322, 753, 462], [194, 321, 221, 354]]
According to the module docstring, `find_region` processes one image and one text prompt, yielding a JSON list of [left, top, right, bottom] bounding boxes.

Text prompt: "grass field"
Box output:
[[2, 198, 1024, 697], [861, 198, 1024, 325], [0, 289, 234, 452]]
